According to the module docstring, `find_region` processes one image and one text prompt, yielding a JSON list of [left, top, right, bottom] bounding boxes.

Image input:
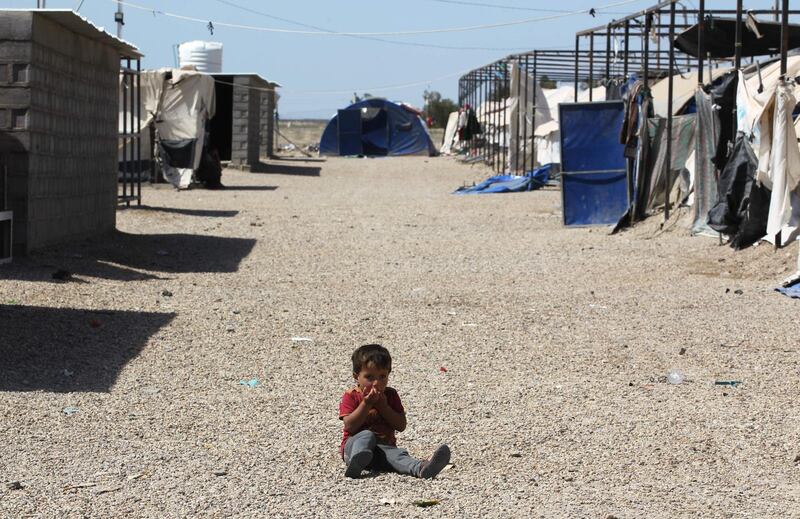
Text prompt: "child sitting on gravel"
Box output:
[[338, 344, 450, 479]]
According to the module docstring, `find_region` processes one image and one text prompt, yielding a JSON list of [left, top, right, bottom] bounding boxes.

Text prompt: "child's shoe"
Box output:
[[419, 444, 451, 479], [344, 450, 373, 479]]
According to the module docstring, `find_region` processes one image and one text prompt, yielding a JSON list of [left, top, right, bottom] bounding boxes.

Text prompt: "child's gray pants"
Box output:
[[343, 430, 422, 476]]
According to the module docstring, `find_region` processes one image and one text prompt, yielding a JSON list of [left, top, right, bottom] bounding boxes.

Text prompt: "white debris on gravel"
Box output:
[[1, 156, 799, 517]]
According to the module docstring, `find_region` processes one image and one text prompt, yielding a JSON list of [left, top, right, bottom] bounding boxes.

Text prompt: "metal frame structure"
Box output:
[[457, 0, 799, 223], [118, 56, 143, 206]]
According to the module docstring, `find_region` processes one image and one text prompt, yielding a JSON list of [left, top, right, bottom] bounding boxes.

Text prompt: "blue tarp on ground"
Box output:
[[453, 165, 551, 195], [776, 282, 800, 299], [319, 99, 437, 157], [559, 101, 629, 226]]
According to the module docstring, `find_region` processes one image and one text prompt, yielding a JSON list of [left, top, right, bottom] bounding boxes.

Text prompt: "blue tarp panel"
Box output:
[[452, 165, 551, 195], [337, 109, 363, 156], [320, 99, 437, 157], [776, 282, 800, 299], [559, 101, 628, 226]]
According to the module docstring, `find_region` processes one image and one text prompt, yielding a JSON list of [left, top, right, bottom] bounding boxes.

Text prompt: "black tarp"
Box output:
[[707, 134, 771, 249], [706, 71, 739, 170], [675, 17, 800, 58]]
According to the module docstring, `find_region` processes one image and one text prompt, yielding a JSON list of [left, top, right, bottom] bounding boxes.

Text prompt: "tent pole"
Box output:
[[623, 20, 630, 79], [503, 61, 508, 173], [698, 0, 705, 85], [643, 13, 651, 90], [589, 34, 594, 101], [516, 56, 522, 174], [522, 55, 529, 175], [605, 23, 612, 93], [532, 52, 538, 171], [665, 0, 676, 222], [574, 36, 580, 101], [781, 0, 789, 76], [495, 64, 501, 172]]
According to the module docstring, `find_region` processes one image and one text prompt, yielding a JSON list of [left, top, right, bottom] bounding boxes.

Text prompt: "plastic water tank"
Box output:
[[178, 41, 223, 73]]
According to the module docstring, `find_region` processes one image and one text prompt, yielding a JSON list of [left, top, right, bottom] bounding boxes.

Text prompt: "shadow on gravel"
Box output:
[[220, 186, 279, 191], [249, 161, 321, 177], [126, 206, 240, 218], [0, 232, 257, 282], [0, 305, 175, 392]]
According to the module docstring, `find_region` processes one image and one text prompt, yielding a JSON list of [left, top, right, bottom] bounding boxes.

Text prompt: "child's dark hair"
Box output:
[[352, 344, 392, 373]]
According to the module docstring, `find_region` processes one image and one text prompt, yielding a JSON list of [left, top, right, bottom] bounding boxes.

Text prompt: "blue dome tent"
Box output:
[[319, 99, 437, 157]]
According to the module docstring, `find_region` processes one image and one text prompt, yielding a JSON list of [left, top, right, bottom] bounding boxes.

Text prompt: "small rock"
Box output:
[[7, 481, 24, 490], [794, 454, 800, 463], [564, 476, 575, 482], [380, 498, 396, 506], [62, 406, 80, 416], [509, 452, 522, 458], [213, 470, 227, 477], [734, 289, 743, 295], [232, 310, 241, 315], [605, 515, 619, 519], [679, 347, 687, 355], [161, 290, 173, 297]]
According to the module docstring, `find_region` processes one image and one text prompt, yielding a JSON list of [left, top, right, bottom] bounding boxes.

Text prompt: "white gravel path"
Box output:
[[1, 155, 799, 518]]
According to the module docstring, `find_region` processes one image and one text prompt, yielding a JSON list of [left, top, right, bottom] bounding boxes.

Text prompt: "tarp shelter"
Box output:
[[533, 85, 607, 168], [124, 68, 215, 189], [319, 99, 437, 157], [559, 101, 628, 226], [675, 17, 800, 59]]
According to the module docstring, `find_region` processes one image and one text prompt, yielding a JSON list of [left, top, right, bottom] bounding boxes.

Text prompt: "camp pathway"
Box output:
[[1, 155, 798, 518]]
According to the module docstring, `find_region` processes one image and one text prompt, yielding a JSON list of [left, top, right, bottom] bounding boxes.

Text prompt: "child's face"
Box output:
[[353, 363, 390, 392]]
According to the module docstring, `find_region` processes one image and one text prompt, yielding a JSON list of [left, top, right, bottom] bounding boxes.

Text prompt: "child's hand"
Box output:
[[363, 386, 381, 407]]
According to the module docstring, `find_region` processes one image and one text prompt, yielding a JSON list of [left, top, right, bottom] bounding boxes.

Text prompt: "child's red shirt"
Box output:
[[338, 386, 405, 455]]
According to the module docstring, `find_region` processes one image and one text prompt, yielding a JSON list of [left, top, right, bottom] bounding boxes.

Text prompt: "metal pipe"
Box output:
[[589, 34, 594, 101], [515, 57, 522, 173], [532, 52, 538, 171], [781, 0, 789, 76], [605, 23, 612, 88], [574, 35, 580, 101], [623, 20, 630, 78], [698, 0, 705, 85], [665, 0, 676, 221], [644, 13, 651, 90], [136, 57, 141, 204], [522, 54, 530, 174]]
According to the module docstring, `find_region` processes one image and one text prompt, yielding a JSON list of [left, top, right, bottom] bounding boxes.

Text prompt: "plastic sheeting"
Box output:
[[645, 114, 697, 211], [452, 168, 549, 195], [560, 102, 628, 226], [440, 111, 459, 154], [507, 64, 551, 172], [675, 18, 800, 59], [121, 68, 216, 189], [319, 98, 436, 157], [760, 82, 800, 245], [692, 88, 722, 237], [707, 134, 770, 249]]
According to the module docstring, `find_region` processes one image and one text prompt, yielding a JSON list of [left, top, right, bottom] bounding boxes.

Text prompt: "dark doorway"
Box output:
[[209, 75, 233, 161]]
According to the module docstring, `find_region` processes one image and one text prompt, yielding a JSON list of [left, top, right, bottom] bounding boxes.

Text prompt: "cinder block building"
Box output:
[[209, 73, 279, 168], [0, 10, 141, 254]]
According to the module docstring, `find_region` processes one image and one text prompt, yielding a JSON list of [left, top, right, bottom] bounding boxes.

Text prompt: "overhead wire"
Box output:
[[212, 0, 529, 51], [111, 0, 651, 36], [422, 0, 630, 15]]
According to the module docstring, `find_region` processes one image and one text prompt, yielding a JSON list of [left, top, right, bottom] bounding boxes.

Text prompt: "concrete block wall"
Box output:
[[231, 76, 261, 167], [0, 12, 119, 253]]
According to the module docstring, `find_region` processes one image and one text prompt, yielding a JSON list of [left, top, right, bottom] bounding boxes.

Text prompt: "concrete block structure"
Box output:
[[209, 73, 279, 168], [0, 10, 140, 254]]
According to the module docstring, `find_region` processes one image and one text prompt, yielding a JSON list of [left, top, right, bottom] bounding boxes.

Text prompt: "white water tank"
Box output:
[[178, 41, 223, 73]]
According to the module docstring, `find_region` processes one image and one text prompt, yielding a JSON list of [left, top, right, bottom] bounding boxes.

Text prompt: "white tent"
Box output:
[[440, 111, 460, 155]]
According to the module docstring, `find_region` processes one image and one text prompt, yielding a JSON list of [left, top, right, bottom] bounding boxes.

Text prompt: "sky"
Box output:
[[1, 0, 788, 118]]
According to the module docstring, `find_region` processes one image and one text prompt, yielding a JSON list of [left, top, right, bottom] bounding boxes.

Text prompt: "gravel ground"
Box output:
[[2, 155, 800, 518]]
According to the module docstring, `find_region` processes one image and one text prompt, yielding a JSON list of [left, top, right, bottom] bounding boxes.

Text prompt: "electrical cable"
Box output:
[[111, 0, 650, 37], [212, 0, 530, 51]]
